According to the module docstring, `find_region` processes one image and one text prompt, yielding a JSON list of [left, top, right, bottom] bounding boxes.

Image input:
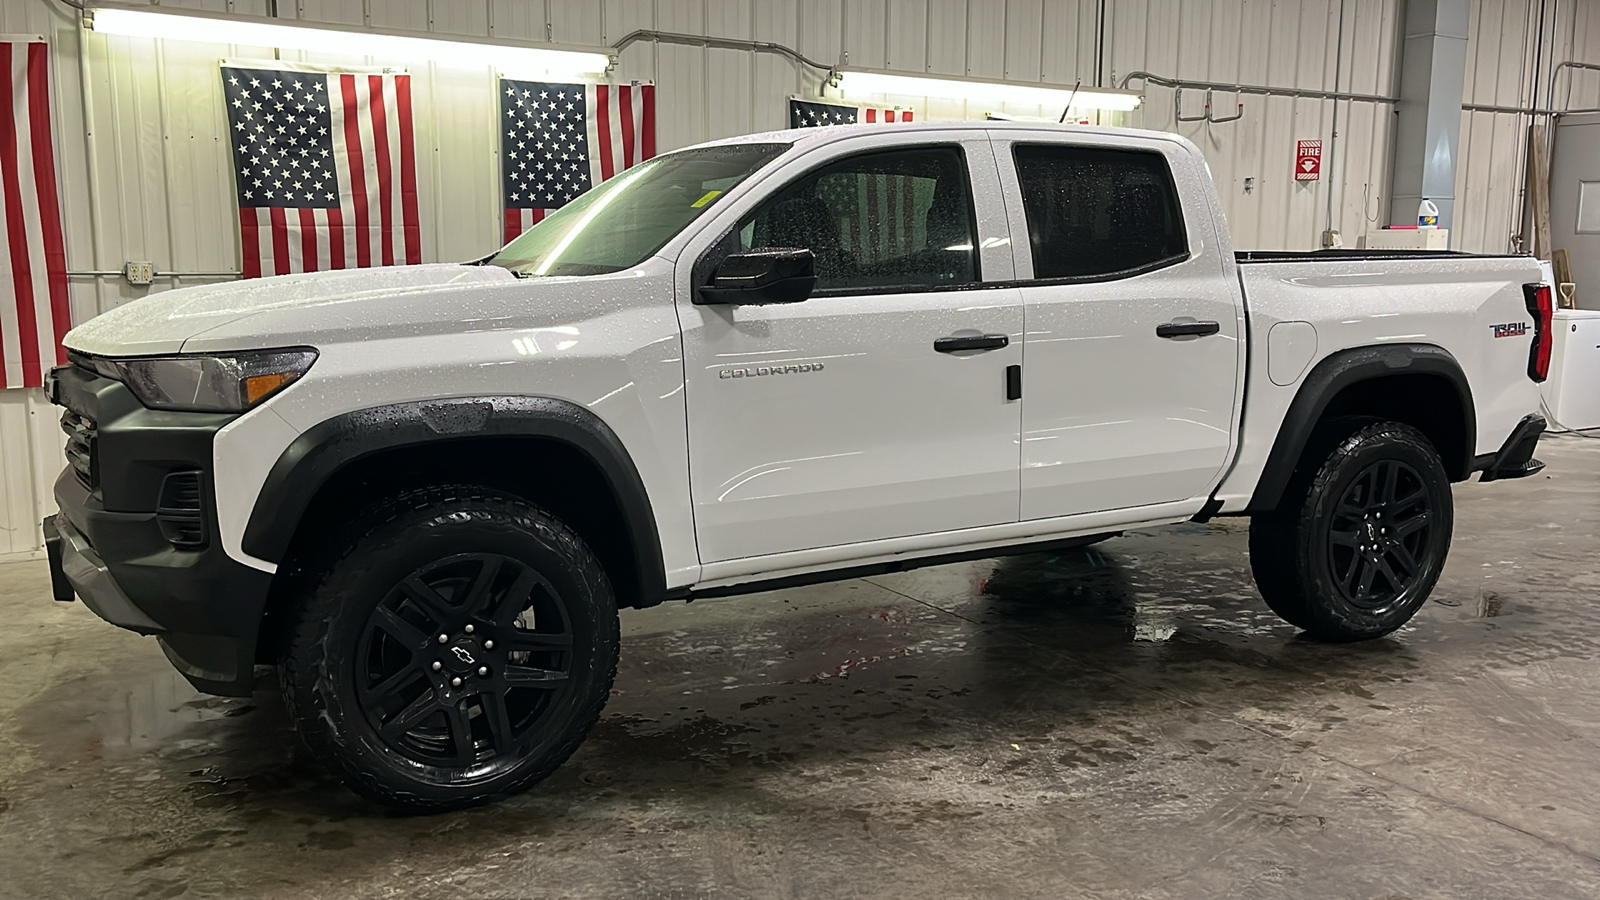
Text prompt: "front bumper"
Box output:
[[44, 364, 274, 697]]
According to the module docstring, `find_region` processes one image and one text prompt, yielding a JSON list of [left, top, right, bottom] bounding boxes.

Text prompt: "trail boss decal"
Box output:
[[719, 362, 825, 379], [1491, 322, 1529, 339]]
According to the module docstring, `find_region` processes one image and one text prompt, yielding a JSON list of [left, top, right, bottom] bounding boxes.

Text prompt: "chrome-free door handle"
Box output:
[[1156, 321, 1220, 339], [935, 334, 1010, 353]]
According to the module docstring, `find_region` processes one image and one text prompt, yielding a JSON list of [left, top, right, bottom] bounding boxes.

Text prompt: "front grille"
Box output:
[[156, 471, 207, 549], [61, 410, 97, 490]]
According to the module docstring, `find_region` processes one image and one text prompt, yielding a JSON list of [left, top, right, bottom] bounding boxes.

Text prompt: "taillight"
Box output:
[[1522, 282, 1554, 382]]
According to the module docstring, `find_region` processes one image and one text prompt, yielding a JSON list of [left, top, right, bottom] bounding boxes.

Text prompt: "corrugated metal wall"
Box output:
[[0, 0, 1588, 557], [1456, 0, 1600, 254]]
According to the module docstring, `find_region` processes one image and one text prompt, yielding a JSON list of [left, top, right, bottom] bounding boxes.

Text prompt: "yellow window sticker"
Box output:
[[691, 189, 723, 208]]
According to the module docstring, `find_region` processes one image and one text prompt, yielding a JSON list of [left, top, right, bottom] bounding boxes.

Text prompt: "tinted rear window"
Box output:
[[1013, 145, 1187, 280]]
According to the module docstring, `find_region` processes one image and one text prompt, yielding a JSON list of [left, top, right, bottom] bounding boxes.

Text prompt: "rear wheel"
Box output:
[[1249, 421, 1453, 641], [280, 487, 618, 812]]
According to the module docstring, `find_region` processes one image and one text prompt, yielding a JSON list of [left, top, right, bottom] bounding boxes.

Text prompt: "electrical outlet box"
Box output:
[[122, 261, 155, 286]]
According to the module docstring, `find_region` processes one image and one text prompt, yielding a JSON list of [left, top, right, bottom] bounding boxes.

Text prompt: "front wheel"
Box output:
[[1249, 421, 1453, 641], [280, 488, 619, 812]]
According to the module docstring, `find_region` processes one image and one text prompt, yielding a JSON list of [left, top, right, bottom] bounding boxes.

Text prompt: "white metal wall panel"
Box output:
[[1456, 0, 1600, 254], [0, 0, 1589, 558], [1116, 0, 1401, 252]]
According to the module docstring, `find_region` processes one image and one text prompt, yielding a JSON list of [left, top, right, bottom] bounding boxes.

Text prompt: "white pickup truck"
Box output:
[[43, 122, 1551, 811]]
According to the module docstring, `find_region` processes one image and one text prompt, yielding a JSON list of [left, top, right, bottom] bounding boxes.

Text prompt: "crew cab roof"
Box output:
[[685, 120, 1196, 154]]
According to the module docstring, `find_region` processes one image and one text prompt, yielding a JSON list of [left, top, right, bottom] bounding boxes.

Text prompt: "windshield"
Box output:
[[489, 143, 790, 277]]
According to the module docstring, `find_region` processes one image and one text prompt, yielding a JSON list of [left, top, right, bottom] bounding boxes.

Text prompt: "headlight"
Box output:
[[81, 348, 318, 412]]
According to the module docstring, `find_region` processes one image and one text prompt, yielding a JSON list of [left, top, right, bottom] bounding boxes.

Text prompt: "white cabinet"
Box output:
[[1543, 310, 1600, 431]]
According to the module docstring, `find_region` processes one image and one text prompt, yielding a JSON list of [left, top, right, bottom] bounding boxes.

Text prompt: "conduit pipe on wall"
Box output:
[[1117, 71, 1398, 105], [1461, 62, 1600, 114], [610, 29, 835, 75]]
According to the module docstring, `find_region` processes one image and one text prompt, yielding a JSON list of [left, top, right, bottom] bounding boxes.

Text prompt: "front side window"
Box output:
[[1013, 144, 1187, 280], [734, 147, 979, 292], [490, 143, 788, 277]]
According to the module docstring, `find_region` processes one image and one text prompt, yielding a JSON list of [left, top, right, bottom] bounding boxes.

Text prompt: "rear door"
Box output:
[[677, 134, 1023, 564], [990, 133, 1243, 519]]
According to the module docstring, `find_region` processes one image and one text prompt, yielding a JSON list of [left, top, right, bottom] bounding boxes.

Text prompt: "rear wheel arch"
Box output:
[[245, 398, 667, 660], [1248, 344, 1475, 513]]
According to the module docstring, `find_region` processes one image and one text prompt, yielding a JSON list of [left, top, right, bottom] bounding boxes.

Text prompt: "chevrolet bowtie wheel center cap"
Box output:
[[441, 637, 484, 676]]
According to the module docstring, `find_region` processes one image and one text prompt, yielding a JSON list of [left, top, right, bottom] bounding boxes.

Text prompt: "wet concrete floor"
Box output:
[[1, 434, 1597, 899]]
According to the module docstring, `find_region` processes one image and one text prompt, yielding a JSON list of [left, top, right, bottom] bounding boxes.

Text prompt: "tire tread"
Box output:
[[279, 485, 618, 813]]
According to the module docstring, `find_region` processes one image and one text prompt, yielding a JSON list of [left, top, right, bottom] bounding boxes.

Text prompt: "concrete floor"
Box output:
[[1, 436, 1597, 899]]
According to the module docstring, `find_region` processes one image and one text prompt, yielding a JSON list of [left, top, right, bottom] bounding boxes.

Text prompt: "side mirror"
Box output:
[[696, 248, 816, 305]]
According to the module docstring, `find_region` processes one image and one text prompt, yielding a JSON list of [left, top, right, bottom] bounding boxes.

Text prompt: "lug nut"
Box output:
[[465, 624, 475, 634], [484, 640, 494, 650], [438, 634, 449, 644], [432, 661, 442, 671], [478, 666, 489, 676], [451, 677, 462, 688]]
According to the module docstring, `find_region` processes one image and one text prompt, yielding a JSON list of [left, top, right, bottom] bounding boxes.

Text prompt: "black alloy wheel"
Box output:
[[356, 553, 576, 773], [1249, 420, 1453, 641], [1324, 459, 1433, 610], [281, 488, 618, 812]]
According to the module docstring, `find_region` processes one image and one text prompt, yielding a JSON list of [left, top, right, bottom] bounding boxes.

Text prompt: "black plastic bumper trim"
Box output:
[[47, 365, 274, 697], [51, 513, 165, 632], [1478, 413, 1546, 482], [42, 516, 75, 602]]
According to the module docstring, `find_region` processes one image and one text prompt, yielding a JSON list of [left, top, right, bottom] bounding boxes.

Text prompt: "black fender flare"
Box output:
[[1246, 344, 1475, 513], [242, 396, 667, 605]]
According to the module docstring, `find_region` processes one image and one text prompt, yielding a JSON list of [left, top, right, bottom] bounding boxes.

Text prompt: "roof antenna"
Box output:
[[1058, 80, 1082, 123]]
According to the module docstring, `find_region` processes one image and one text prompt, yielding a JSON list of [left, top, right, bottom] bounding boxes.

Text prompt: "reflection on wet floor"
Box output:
[[1, 435, 1598, 899]]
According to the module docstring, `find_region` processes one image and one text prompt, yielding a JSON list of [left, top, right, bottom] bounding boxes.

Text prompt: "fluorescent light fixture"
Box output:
[[88, 5, 611, 78], [834, 68, 1143, 112]]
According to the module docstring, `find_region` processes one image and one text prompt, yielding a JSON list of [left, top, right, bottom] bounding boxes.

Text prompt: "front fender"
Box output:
[[241, 396, 667, 605]]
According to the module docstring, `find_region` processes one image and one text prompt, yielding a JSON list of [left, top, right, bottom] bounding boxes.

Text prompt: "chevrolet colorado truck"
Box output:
[[42, 122, 1550, 811]]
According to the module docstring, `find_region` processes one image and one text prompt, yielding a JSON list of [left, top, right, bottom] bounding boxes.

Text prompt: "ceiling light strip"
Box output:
[[87, 5, 612, 77]]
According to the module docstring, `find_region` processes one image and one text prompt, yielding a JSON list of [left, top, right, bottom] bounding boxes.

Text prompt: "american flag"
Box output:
[[501, 80, 656, 244], [222, 63, 420, 278], [1, 40, 69, 391], [789, 98, 914, 128]]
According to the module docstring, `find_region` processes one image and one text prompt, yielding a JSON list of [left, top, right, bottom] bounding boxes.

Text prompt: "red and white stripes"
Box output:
[[237, 69, 420, 278], [0, 40, 69, 390], [586, 83, 656, 184], [503, 81, 657, 245], [862, 108, 913, 123], [503, 208, 546, 247]]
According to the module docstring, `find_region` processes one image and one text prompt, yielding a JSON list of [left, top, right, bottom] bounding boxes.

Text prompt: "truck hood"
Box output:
[[65, 264, 518, 356]]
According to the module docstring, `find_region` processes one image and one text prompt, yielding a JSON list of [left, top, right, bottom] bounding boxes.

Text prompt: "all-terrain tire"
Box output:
[[279, 486, 618, 813], [1249, 421, 1453, 641]]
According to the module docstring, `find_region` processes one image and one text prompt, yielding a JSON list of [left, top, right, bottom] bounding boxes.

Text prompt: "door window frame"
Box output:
[[1007, 142, 1191, 286], [990, 133, 1211, 286], [686, 137, 1016, 301]]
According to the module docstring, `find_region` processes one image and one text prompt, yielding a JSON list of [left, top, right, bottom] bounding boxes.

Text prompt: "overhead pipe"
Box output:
[[1546, 60, 1600, 112], [1173, 87, 1243, 123], [1117, 70, 1398, 105], [610, 29, 835, 75], [1460, 62, 1600, 115]]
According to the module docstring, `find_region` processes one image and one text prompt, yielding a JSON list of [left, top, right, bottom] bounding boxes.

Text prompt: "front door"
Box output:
[[678, 139, 1023, 564], [992, 136, 1242, 520]]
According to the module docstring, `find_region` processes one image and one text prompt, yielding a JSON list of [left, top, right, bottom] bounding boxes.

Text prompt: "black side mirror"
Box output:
[[696, 248, 816, 305]]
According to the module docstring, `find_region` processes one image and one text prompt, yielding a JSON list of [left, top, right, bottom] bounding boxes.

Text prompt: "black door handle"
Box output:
[[935, 333, 1010, 353], [1156, 321, 1221, 339]]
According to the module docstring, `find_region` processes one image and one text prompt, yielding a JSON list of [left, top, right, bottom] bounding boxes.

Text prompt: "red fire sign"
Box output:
[[1296, 140, 1322, 181]]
